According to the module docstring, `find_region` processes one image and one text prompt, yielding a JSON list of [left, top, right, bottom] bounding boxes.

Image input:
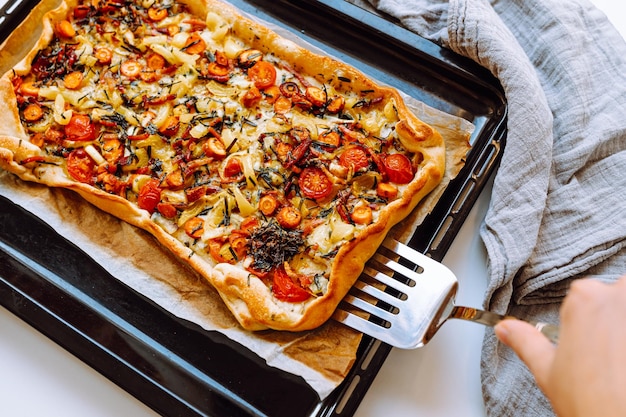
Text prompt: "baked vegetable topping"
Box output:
[[13, 0, 426, 304]]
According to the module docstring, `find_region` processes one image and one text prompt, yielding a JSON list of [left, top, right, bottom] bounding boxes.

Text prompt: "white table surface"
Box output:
[[1, 1, 624, 416]]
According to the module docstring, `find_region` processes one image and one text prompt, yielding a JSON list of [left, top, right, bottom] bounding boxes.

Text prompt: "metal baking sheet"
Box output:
[[0, 0, 507, 416]]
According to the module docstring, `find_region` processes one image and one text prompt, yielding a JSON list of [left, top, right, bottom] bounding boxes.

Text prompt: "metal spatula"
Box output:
[[332, 237, 559, 349]]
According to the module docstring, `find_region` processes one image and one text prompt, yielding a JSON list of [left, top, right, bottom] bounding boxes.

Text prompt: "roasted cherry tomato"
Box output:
[[272, 264, 311, 302], [66, 148, 96, 184], [339, 146, 369, 171], [247, 60, 276, 89], [298, 167, 333, 200], [65, 114, 97, 142], [383, 153, 414, 184], [137, 178, 162, 214]]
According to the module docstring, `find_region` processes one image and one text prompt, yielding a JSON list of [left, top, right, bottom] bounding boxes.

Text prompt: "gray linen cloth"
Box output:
[[355, 0, 626, 415]]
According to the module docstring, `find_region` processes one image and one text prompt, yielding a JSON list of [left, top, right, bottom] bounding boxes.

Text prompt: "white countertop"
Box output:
[[1, 1, 624, 416]]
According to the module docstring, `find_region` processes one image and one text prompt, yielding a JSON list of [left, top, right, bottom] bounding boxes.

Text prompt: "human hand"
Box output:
[[494, 276, 626, 417]]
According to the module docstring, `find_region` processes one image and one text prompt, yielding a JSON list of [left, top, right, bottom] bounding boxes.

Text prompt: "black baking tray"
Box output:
[[0, 0, 507, 416]]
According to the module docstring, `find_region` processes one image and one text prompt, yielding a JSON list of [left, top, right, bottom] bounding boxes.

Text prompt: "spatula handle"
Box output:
[[450, 306, 560, 344]]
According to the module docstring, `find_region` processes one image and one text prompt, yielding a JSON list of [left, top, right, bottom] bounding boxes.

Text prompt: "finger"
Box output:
[[495, 319, 556, 389]]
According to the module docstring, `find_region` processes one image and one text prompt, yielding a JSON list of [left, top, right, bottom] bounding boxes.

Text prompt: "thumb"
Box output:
[[495, 318, 556, 390]]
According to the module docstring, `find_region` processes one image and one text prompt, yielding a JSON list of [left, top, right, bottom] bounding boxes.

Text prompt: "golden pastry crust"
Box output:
[[0, 0, 445, 331]]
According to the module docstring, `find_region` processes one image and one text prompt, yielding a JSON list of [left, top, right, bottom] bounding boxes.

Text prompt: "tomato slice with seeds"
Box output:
[[383, 153, 414, 184], [339, 146, 369, 171], [247, 60, 276, 89], [272, 264, 311, 302], [66, 148, 96, 184], [298, 167, 333, 200], [65, 114, 97, 142], [137, 178, 162, 214]]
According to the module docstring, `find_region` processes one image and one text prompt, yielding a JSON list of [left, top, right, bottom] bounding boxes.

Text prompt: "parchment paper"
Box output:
[[0, 0, 473, 399]]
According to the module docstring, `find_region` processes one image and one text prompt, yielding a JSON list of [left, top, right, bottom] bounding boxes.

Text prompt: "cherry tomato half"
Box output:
[[247, 60, 276, 89], [272, 264, 311, 302], [66, 148, 96, 184], [65, 114, 97, 142], [383, 153, 414, 184], [339, 146, 369, 172], [137, 178, 162, 214], [298, 167, 333, 200]]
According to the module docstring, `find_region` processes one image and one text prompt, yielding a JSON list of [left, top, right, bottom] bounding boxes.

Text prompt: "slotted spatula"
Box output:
[[333, 237, 559, 349]]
